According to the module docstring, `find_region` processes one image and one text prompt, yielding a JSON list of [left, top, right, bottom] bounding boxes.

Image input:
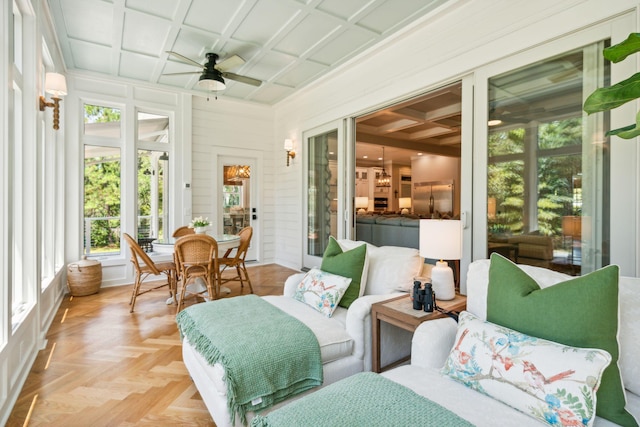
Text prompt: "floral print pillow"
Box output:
[[441, 311, 611, 427], [293, 268, 352, 317]]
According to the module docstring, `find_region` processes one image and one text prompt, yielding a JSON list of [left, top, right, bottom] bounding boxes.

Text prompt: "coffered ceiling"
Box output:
[[356, 81, 462, 166], [47, 0, 453, 105]]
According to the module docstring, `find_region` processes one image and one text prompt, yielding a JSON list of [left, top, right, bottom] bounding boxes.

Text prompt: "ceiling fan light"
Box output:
[[198, 73, 226, 91]]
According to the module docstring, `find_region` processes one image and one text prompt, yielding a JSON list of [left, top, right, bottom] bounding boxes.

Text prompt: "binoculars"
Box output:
[[412, 280, 435, 312]]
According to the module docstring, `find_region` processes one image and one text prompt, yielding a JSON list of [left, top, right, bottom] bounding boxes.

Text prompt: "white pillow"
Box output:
[[619, 276, 640, 396], [366, 244, 423, 294], [293, 267, 352, 318], [441, 311, 611, 427]]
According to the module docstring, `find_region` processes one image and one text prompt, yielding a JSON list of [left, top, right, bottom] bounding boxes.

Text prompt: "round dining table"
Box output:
[[152, 233, 241, 254], [152, 233, 241, 300]]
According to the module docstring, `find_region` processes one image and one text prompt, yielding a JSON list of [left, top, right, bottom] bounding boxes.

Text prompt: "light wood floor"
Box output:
[[7, 263, 299, 427]]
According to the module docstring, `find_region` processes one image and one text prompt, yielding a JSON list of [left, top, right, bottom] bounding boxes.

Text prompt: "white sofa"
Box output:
[[181, 239, 428, 427], [380, 259, 640, 426]]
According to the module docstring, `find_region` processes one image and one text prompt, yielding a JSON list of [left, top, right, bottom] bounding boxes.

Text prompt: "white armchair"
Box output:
[[181, 239, 428, 426]]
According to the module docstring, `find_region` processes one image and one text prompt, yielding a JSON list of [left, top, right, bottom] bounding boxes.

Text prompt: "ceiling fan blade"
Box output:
[[162, 71, 202, 76], [222, 72, 262, 87], [166, 51, 204, 69], [215, 54, 245, 72]]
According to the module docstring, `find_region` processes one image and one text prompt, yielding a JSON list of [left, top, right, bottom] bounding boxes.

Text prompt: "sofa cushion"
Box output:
[[335, 239, 369, 300], [293, 267, 351, 317], [321, 237, 367, 308], [487, 254, 636, 427], [619, 277, 640, 396], [337, 239, 423, 294], [264, 296, 353, 364], [466, 258, 571, 320], [442, 311, 611, 427]]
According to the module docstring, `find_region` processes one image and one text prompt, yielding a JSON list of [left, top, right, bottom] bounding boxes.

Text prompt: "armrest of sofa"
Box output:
[[411, 317, 458, 369], [346, 293, 407, 371], [283, 272, 306, 297]]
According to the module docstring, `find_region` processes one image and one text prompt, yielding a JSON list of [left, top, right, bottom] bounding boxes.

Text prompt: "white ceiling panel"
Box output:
[[121, 11, 172, 57], [309, 28, 376, 66], [69, 40, 112, 73], [317, 0, 376, 21], [275, 60, 327, 87], [119, 51, 157, 81], [125, 0, 179, 20], [59, 0, 113, 46], [171, 28, 221, 60], [358, 0, 439, 34], [47, 0, 455, 104], [274, 14, 340, 57], [232, 1, 300, 46], [183, 0, 240, 34]]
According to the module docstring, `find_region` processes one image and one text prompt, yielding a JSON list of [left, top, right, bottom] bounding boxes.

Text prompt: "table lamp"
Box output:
[[399, 197, 411, 215], [355, 197, 369, 214], [419, 219, 462, 300]]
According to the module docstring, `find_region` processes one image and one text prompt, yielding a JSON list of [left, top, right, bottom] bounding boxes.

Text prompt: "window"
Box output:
[[307, 130, 338, 258], [83, 103, 122, 256], [84, 146, 122, 256], [487, 46, 609, 276], [11, 1, 29, 327], [136, 111, 170, 242], [137, 150, 168, 241]]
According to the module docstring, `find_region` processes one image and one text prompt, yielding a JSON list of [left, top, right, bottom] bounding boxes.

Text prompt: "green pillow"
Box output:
[[487, 254, 637, 427], [321, 237, 367, 308]]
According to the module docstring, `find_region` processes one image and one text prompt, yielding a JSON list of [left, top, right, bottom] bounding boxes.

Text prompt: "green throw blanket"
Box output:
[[176, 295, 323, 426], [250, 372, 474, 427]]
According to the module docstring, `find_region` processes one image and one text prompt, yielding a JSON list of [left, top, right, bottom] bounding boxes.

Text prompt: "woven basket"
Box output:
[[67, 257, 102, 296]]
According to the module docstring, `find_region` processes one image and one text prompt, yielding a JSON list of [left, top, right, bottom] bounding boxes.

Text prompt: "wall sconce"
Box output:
[[284, 139, 296, 166], [39, 72, 67, 130]]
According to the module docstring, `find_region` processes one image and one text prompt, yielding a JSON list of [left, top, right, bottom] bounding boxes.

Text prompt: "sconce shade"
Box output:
[[419, 219, 462, 261], [355, 197, 369, 209], [399, 197, 412, 209], [45, 72, 67, 97]]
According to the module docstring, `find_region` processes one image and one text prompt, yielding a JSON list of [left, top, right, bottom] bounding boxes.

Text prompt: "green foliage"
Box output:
[[583, 33, 640, 138], [488, 118, 581, 239], [84, 104, 121, 123]]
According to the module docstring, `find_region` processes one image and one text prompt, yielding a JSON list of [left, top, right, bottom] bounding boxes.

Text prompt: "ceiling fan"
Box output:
[[164, 51, 262, 92]]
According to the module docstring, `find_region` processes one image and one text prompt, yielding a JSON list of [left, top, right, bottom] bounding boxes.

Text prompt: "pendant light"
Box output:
[[376, 147, 391, 187]]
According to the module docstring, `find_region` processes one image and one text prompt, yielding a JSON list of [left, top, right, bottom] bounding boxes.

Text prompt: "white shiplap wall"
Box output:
[[191, 96, 276, 264], [272, 0, 640, 276]]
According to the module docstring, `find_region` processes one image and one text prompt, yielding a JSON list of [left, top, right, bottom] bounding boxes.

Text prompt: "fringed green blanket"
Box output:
[[250, 372, 474, 427], [176, 295, 322, 426]]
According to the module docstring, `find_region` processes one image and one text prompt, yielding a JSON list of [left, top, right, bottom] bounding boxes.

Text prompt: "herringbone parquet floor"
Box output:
[[7, 263, 298, 427]]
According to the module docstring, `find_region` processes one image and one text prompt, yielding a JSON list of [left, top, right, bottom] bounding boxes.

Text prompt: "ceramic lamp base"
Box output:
[[431, 261, 455, 300]]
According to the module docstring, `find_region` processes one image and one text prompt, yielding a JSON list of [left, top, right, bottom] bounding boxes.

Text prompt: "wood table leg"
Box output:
[[371, 311, 381, 373]]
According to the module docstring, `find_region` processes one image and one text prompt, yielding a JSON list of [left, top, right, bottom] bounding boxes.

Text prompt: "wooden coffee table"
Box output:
[[371, 293, 467, 373]]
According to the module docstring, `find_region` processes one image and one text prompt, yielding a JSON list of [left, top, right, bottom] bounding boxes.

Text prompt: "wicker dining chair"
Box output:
[[219, 226, 254, 294], [174, 234, 220, 314], [172, 225, 195, 237], [123, 233, 177, 313]]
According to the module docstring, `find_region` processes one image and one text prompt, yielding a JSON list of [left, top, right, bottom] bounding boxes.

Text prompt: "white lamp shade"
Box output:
[[355, 197, 368, 209], [284, 139, 293, 151], [419, 219, 462, 260], [45, 72, 67, 97], [197, 78, 225, 91], [399, 197, 411, 209]]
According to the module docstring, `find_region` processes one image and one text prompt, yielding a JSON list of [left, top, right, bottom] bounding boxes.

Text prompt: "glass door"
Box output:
[[476, 36, 614, 276], [303, 120, 348, 268], [218, 155, 257, 261]]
